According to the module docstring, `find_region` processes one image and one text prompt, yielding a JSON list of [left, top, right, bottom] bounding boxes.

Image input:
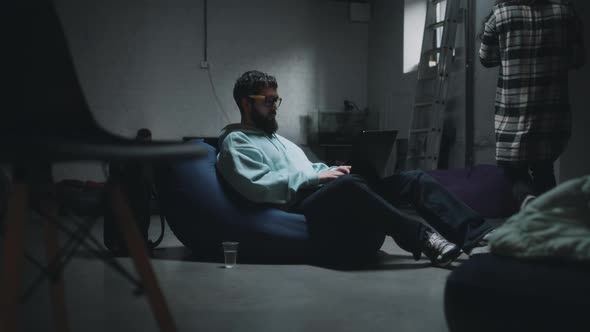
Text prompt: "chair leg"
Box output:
[[39, 186, 70, 332], [0, 184, 28, 332], [107, 184, 176, 332]]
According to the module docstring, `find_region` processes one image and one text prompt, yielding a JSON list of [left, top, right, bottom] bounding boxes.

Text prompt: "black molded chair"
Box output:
[[0, 1, 205, 331]]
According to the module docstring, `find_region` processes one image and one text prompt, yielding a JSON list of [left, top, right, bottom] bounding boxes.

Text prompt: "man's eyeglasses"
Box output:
[[248, 95, 283, 109]]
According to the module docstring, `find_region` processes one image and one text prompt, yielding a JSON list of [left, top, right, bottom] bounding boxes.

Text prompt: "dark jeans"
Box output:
[[500, 161, 556, 204], [291, 171, 493, 259]]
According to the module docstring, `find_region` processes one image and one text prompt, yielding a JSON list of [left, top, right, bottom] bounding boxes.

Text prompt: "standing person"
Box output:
[[216, 70, 495, 267], [479, 0, 585, 209]]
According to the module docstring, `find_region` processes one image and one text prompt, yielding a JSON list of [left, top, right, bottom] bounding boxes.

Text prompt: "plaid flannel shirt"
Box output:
[[479, 1, 584, 166]]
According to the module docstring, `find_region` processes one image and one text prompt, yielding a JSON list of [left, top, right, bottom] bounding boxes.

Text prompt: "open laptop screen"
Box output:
[[349, 130, 398, 180]]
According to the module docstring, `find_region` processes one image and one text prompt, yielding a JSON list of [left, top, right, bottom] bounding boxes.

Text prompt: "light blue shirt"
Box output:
[[217, 124, 333, 205]]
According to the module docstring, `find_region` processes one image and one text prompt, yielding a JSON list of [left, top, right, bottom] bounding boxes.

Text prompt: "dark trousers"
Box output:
[[291, 171, 493, 258], [500, 161, 556, 204]]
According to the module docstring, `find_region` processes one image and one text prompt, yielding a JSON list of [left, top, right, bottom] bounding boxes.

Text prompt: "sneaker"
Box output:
[[467, 229, 495, 256], [520, 195, 536, 210], [478, 229, 495, 244], [469, 244, 491, 256], [422, 230, 462, 267]]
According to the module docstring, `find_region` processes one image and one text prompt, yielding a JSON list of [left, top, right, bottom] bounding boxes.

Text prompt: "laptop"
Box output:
[[349, 130, 398, 180]]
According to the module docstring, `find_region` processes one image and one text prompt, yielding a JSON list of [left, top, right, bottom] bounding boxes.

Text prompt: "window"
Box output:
[[403, 0, 447, 73]]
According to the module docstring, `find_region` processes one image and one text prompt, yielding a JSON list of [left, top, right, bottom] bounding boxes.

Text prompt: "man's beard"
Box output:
[[252, 108, 278, 136]]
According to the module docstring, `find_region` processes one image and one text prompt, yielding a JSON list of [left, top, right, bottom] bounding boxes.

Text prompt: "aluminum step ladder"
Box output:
[[406, 0, 462, 170]]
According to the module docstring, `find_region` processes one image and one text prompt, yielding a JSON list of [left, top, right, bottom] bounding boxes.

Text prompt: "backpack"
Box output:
[[103, 129, 165, 256]]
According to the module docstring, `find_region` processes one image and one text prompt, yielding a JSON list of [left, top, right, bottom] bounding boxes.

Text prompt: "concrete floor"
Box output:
[[11, 215, 479, 332]]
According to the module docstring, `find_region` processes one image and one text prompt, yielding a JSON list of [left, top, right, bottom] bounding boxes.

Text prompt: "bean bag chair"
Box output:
[[444, 254, 590, 332], [154, 139, 385, 262]]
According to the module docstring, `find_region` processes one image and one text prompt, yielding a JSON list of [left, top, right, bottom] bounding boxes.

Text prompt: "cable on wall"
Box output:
[[202, 0, 232, 124], [207, 65, 232, 123], [203, 0, 208, 62]]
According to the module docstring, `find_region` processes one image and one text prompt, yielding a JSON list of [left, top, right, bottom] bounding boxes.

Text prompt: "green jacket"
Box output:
[[490, 175, 590, 262]]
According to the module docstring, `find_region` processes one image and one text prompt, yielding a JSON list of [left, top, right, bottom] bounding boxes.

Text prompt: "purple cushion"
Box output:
[[427, 164, 519, 218]]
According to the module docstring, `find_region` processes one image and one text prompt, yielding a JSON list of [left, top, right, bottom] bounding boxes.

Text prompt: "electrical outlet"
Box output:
[[200, 61, 209, 69]]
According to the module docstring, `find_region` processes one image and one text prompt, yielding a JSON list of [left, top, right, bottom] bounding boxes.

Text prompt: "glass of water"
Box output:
[[222, 242, 239, 268]]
